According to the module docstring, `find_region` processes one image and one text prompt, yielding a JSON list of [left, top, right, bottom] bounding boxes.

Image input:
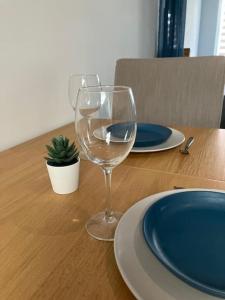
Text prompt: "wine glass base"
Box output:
[[85, 211, 123, 241]]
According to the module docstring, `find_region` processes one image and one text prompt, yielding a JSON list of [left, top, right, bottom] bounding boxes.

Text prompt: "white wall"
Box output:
[[0, 0, 157, 151], [198, 0, 220, 56], [184, 0, 202, 56]]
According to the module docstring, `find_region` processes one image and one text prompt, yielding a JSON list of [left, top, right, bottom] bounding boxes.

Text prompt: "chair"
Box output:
[[114, 56, 225, 128]]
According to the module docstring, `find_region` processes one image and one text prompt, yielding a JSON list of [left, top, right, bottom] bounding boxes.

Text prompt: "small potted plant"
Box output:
[[45, 135, 80, 194]]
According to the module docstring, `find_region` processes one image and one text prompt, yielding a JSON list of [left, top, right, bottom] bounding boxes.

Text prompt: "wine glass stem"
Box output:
[[103, 167, 113, 222], [87, 118, 91, 142]]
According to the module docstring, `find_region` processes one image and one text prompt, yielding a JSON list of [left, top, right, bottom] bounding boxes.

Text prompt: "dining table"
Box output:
[[1, 122, 225, 300]]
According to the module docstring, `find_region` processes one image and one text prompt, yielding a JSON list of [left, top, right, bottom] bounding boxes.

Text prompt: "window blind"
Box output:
[[217, 0, 225, 55]]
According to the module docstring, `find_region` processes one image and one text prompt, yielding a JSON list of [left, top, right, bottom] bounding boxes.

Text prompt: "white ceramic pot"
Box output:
[[46, 158, 80, 194]]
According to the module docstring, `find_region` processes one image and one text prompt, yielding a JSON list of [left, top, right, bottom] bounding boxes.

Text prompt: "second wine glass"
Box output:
[[68, 74, 101, 110], [68, 74, 101, 159], [75, 85, 137, 241]]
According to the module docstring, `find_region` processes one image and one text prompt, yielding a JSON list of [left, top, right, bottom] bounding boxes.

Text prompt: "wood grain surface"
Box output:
[[1, 123, 225, 299]]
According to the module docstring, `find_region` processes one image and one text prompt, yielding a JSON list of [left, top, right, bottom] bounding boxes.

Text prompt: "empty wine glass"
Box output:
[[68, 74, 101, 110], [68, 74, 101, 159], [75, 85, 137, 241]]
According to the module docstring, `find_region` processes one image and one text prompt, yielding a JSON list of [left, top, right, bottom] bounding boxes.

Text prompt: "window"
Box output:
[[216, 0, 225, 55]]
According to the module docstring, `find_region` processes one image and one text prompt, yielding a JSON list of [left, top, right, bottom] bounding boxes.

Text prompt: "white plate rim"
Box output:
[[114, 188, 224, 300]]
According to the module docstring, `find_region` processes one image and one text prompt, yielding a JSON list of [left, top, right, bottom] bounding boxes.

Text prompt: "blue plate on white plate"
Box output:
[[107, 123, 172, 147], [143, 191, 225, 298]]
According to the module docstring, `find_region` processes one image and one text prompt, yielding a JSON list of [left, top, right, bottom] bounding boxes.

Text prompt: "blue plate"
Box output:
[[107, 123, 172, 147], [143, 191, 225, 298]]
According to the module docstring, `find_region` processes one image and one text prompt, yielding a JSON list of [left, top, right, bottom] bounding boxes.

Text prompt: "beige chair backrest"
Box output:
[[114, 57, 225, 128]]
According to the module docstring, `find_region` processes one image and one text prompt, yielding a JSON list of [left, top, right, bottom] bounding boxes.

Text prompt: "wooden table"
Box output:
[[125, 126, 225, 181], [1, 123, 225, 300]]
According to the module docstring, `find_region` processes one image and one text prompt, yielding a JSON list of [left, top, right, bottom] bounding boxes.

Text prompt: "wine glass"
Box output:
[[75, 85, 137, 241], [68, 74, 101, 159], [68, 74, 101, 110]]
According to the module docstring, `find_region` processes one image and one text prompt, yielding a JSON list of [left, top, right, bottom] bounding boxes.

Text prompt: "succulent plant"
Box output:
[[45, 135, 79, 167]]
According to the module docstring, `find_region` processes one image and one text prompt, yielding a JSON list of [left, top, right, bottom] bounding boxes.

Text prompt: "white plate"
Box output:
[[114, 189, 222, 300], [131, 128, 185, 153], [93, 126, 185, 153]]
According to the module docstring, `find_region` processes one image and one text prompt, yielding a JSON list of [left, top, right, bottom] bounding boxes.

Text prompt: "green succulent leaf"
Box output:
[[52, 138, 58, 149], [58, 150, 67, 158], [46, 145, 56, 154], [55, 144, 64, 152], [53, 157, 63, 164], [63, 137, 69, 148], [66, 150, 76, 157], [62, 156, 76, 163]]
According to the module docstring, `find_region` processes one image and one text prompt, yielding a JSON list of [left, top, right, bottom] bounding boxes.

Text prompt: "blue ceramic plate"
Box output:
[[143, 191, 225, 298], [107, 123, 172, 147]]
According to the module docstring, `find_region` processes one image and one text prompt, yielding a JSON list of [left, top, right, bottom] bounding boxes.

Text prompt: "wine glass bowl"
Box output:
[[68, 74, 101, 160], [68, 74, 100, 110], [75, 85, 136, 241]]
